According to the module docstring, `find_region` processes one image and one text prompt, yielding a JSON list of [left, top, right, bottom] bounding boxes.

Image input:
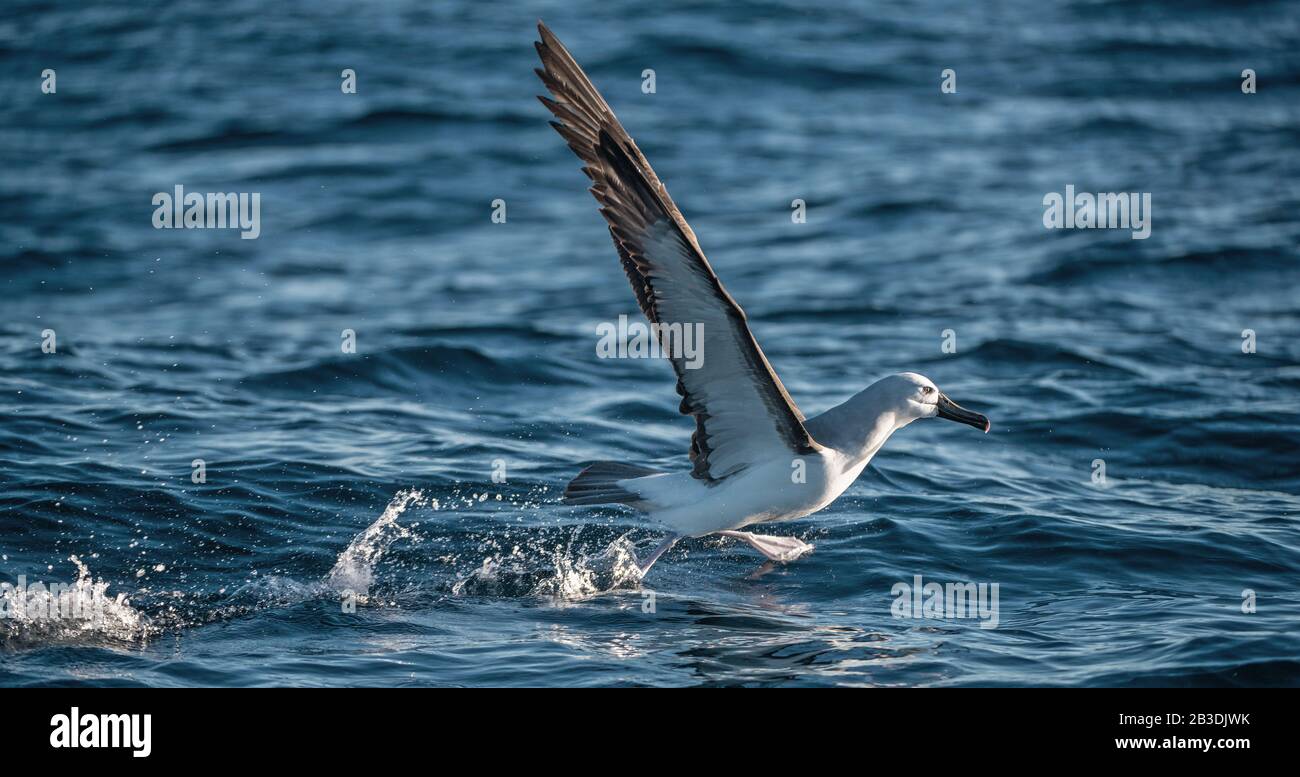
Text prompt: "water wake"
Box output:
[[326, 488, 648, 602]]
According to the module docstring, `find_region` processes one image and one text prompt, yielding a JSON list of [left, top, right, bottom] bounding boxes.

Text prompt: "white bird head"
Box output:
[[880, 372, 990, 432]]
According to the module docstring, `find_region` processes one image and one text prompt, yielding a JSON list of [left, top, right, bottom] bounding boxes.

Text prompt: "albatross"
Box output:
[[534, 22, 991, 575]]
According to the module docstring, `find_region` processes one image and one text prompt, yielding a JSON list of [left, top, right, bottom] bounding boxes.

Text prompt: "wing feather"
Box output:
[[535, 22, 821, 481]]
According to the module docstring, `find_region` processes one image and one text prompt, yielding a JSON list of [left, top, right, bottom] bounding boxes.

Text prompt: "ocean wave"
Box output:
[[239, 343, 577, 396]]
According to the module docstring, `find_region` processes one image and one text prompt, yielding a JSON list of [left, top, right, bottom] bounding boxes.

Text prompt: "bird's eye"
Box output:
[[921, 386, 934, 396]]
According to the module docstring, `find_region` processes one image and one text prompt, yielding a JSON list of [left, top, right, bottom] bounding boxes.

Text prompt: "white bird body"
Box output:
[[623, 450, 852, 537], [623, 390, 905, 537], [534, 23, 990, 572]]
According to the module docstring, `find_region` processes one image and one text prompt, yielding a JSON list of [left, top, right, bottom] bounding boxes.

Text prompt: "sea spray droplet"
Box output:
[[326, 489, 426, 601]]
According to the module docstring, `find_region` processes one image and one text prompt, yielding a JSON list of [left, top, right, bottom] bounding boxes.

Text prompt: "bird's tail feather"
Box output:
[[563, 461, 662, 507]]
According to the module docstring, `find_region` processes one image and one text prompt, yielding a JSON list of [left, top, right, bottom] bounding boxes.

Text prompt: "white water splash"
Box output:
[[0, 555, 150, 646], [452, 534, 644, 600], [540, 535, 644, 599], [327, 489, 429, 601]]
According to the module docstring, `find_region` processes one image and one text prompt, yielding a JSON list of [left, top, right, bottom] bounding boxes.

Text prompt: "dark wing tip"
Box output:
[[537, 20, 559, 48]]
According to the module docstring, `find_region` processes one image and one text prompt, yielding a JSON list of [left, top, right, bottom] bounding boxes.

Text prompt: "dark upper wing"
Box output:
[[535, 22, 820, 482]]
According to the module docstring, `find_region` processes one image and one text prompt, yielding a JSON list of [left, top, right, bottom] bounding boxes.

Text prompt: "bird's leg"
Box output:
[[716, 530, 814, 562], [637, 533, 679, 576]]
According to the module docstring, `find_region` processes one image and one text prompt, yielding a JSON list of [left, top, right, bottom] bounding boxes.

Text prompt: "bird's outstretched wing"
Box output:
[[534, 22, 821, 482]]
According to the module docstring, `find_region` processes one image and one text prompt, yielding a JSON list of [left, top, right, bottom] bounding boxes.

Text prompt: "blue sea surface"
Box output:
[[2, 0, 1299, 686]]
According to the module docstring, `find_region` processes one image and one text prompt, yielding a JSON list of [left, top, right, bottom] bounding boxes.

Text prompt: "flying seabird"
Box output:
[[534, 22, 991, 574]]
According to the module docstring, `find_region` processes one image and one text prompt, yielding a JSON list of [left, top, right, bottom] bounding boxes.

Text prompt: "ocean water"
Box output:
[[2, 0, 1299, 687]]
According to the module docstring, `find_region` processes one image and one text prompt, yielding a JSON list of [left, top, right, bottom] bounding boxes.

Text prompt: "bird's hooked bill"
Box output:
[[936, 393, 991, 433]]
